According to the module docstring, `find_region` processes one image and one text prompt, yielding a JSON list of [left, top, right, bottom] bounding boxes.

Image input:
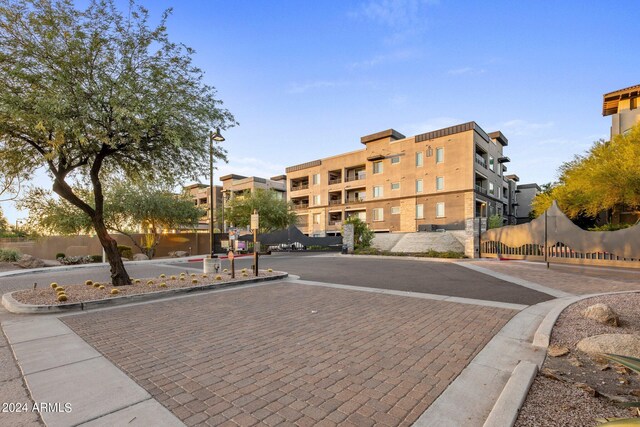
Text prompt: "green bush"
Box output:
[[55, 252, 66, 259], [353, 248, 466, 259], [117, 245, 133, 259], [488, 214, 504, 229], [0, 248, 21, 262], [89, 255, 102, 263]]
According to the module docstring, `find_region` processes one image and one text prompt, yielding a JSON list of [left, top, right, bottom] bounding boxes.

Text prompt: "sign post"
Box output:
[[228, 250, 235, 278], [251, 210, 259, 276]]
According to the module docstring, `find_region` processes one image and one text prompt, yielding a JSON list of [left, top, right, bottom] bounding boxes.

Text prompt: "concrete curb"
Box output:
[[0, 255, 214, 278], [339, 254, 469, 263], [480, 289, 640, 427], [482, 361, 538, 427], [2, 272, 288, 314]]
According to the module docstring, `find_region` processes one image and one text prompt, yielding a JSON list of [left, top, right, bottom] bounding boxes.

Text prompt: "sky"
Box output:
[[2, 0, 639, 224]]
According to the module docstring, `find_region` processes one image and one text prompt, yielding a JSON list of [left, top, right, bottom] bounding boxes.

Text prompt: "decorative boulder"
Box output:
[[15, 254, 45, 269], [577, 334, 640, 359], [170, 251, 189, 258], [583, 303, 619, 326], [132, 253, 150, 261]]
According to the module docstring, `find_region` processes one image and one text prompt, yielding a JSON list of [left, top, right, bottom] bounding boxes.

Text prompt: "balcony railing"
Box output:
[[293, 203, 309, 210], [346, 197, 366, 204], [475, 185, 487, 195], [475, 155, 487, 168], [345, 172, 366, 182], [329, 199, 342, 205], [290, 184, 309, 191], [328, 178, 342, 185], [328, 220, 342, 226]]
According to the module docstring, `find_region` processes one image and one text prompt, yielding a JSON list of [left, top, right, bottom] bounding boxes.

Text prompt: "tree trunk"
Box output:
[[94, 220, 131, 286]]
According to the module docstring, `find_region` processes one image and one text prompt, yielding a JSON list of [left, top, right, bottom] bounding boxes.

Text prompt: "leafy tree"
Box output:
[[0, 0, 235, 284], [343, 216, 374, 249], [487, 214, 503, 229], [0, 206, 8, 233], [21, 183, 205, 257], [224, 189, 297, 234], [531, 124, 640, 222]]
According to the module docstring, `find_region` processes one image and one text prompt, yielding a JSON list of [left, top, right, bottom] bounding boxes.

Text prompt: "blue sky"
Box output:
[[2, 0, 639, 223]]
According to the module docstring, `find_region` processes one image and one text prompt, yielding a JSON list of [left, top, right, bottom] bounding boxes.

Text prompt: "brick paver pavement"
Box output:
[[471, 260, 640, 295], [62, 282, 515, 426]]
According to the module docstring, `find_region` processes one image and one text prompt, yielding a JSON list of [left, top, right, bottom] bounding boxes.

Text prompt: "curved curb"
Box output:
[[2, 272, 288, 314], [482, 289, 640, 427]]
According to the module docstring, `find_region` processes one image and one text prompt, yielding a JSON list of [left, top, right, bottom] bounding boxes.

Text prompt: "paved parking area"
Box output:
[[62, 281, 516, 426]]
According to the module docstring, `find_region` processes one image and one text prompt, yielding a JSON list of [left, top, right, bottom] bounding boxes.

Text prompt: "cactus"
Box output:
[[55, 287, 65, 293], [93, 283, 100, 288], [241, 268, 247, 273], [50, 283, 58, 289], [190, 273, 196, 277], [110, 289, 120, 295], [85, 280, 93, 286], [57, 294, 68, 302], [215, 275, 222, 280], [159, 282, 167, 288], [191, 279, 198, 284], [147, 280, 154, 285], [159, 274, 166, 279], [242, 272, 248, 277], [267, 268, 273, 272], [170, 275, 177, 280], [134, 279, 141, 284], [202, 274, 208, 278], [223, 268, 228, 273], [99, 285, 105, 290]]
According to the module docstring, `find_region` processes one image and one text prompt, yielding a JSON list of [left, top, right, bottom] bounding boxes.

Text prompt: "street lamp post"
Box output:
[[209, 128, 225, 258]]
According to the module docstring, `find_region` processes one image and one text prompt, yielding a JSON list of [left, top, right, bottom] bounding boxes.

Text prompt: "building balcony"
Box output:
[[345, 173, 366, 182], [328, 220, 342, 226], [475, 185, 487, 195], [346, 197, 366, 204], [293, 203, 309, 210], [328, 178, 342, 185], [475, 155, 487, 169], [290, 184, 309, 191], [328, 199, 342, 205]]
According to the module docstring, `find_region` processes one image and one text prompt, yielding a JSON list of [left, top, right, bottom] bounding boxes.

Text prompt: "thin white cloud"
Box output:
[[448, 67, 486, 76], [352, 0, 437, 27], [286, 80, 347, 94], [495, 119, 555, 136], [348, 49, 419, 70], [402, 117, 463, 136]]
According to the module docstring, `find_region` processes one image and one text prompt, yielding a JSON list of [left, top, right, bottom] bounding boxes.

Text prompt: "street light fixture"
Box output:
[[209, 128, 225, 258]]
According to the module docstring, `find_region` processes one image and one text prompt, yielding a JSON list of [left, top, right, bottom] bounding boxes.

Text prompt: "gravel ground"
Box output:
[[515, 293, 640, 427], [10, 269, 282, 305], [0, 262, 19, 272]]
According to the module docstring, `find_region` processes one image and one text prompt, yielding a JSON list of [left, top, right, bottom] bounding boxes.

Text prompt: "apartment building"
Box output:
[[286, 122, 516, 236], [220, 174, 286, 200], [184, 183, 223, 231], [603, 84, 640, 138], [514, 182, 541, 224]]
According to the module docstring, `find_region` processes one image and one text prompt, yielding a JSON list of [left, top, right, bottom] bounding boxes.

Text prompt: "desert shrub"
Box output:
[[215, 275, 222, 280], [588, 223, 633, 231], [99, 285, 105, 290], [117, 245, 133, 259], [0, 248, 21, 262], [110, 289, 119, 295], [50, 283, 58, 288], [85, 280, 93, 286], [159, 283, 167, 287], [57, 294, 67, 302], [88, 255, 102, 263], [55, 252, 66, 259]]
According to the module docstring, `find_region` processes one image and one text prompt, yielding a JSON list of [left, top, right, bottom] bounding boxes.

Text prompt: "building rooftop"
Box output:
[[603, 84, 640, 116]]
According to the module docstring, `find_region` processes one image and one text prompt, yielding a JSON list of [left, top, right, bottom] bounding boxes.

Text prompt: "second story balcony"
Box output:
[[475, 154, 487, 169]]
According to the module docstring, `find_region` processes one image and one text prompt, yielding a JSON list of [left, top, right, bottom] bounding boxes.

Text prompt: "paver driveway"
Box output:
[[63, 281, 516, 426]]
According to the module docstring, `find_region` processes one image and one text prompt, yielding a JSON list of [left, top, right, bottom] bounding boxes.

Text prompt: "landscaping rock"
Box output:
[[132, 253, 149, 261], [169, 251, 189, 258], [583, 303, 619, 326], [577, 334, 640, 359], [548, 345, 570, 357], [14, 254, 45, 269]]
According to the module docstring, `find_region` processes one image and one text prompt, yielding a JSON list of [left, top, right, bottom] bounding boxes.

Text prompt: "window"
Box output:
[[416, 204, 424, 219], [373, 161, 383, 174], [489, 156, 494, 172], [436, 147, 444, 163], [312, 173, 320, 185], [391, 206, 400, 215], [372, 208, 384, 221], [313, 213, 321, 224], [391, 182, 400, 190], [390, 156, 400, 164], [373, 186, 383, 198], [436, 176, 444, 191], [415, 179, 423, 193], [415, 152, 423, 167], [489, 182, 495, 195], [436, 202, 445, 218], [313, 194, 321, 206]]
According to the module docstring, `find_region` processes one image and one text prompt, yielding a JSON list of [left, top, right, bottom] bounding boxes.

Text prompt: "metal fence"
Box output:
[[480, 201, 640, 268]]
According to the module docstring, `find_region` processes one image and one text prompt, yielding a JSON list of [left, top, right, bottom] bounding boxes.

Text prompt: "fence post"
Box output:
[[544, 209, 549, 269]]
